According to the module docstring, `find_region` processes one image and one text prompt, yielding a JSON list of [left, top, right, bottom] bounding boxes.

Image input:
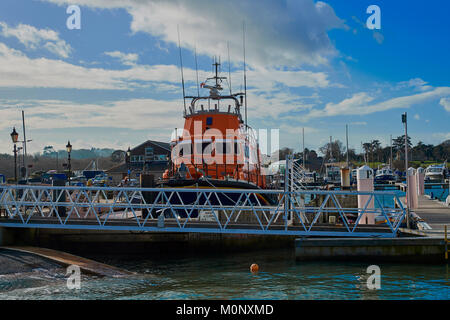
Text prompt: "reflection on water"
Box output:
[[0, 249, 448, 300]]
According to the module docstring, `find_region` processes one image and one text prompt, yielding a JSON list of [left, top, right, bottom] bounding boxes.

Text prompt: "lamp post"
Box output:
[[402, 112, 410, 229], [10, 127, 19, 184], [66, 141, 72, 184], [126, 147, 131, 177]]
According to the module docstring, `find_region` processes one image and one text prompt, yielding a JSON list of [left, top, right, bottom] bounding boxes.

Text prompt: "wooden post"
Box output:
[[140, 174, 155, 219]]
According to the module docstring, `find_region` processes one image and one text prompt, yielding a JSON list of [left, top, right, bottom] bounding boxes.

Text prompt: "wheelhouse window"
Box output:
[[214, 141, 239, 155]]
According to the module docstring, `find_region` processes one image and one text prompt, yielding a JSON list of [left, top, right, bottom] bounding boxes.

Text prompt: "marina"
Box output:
[[0, 0, 449, 303], [0, 59, 449, 283]]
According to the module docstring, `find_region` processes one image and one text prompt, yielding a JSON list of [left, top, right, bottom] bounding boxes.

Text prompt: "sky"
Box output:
[[0, 0, 449, 157]]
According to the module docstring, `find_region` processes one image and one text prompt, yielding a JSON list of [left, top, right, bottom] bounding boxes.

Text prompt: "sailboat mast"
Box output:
[[177, 25, 186, 115], [390, 134, 393, 168], [329, 136, 332, 161], [22, 110, 28, 180], [302, 127, 305, 168], [346, 124, 349, 168], [243, 22, 247, 128]]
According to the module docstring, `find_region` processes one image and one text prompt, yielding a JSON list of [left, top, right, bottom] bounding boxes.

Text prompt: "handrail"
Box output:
[[0, 184, 406, 238]]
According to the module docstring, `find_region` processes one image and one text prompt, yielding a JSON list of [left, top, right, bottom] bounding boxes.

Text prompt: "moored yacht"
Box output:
[[374, 166, 396, 183], [425, 163, 448, 182]]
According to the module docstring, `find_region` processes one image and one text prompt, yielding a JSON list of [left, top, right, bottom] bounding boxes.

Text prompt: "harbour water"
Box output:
[[0, 248, 448, 300], [375, 186, 448, 207]]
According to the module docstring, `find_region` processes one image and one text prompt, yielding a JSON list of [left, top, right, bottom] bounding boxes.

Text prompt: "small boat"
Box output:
[[267, 159, 317, 186], [324, 162, 340, 185], [425, 163, 448, 182], [374, 166, 396, 183]]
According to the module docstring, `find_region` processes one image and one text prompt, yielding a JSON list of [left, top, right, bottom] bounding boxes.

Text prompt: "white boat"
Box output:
[[324, 163, 340, 184], [425, 163, 447, 182], [374, 166, 395, 183]]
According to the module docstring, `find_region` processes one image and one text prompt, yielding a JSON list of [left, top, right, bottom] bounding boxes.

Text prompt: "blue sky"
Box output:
[[0, 0, 448, 156]]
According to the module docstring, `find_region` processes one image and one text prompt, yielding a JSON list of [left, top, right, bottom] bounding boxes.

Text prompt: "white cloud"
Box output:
[[0, 42, 180, 89], [414, 114, 420, 120], [350, 121, 367, 126], [432, 132, 450, 142], [305, 87, 450, 119], [0, 98, 183, 131], [104, 51, 139, 66], [373, 31, 384, 44], [439, 97, 450, 112], [0, 42, 331, 92], [396, 78, 432, 91], [0, 21, 71, 58], [42, 0, 346, 68]]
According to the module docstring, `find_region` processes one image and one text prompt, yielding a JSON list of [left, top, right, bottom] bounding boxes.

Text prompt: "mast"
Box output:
[[329, 136, 332, 161], [22, 110, 28, 180], [214, 57, 219, 87], [302, 127, 305, 168], [177, 25, 187, 115], [242, 22, 247, 129], [390, 134, 393, 169], [346, 124, 349, 168], [227, 41, 232, 95], [195, 45, 200, 97]]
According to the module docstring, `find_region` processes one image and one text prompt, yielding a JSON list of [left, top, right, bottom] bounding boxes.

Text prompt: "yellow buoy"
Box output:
[[250, 263, 259, 273]]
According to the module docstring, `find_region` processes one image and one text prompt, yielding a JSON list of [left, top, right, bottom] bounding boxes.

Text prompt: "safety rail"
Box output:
[[0, 184, 407, 237]]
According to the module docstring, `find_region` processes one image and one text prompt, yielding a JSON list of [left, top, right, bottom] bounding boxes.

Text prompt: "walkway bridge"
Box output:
[[0, 184, 407, 238]]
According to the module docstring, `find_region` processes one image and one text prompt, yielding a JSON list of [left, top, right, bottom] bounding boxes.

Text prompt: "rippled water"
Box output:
[[0, 249, 448, 300]]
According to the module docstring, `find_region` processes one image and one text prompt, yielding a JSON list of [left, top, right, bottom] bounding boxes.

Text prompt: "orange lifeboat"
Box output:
[[161, 61, 266, 190]]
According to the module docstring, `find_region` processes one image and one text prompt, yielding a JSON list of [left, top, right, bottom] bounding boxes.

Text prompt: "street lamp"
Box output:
[[402, 112, 410, 229], [66, 141, 72, 184], [126, 147, 131, 177], [10, 128, 19, 183]]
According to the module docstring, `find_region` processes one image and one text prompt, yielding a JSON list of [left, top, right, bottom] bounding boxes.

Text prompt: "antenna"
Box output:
[[227, 41, 232, 95], [243, 21, 248, 128], [177, 25, 186, 114], [194, 45, 200, 97]]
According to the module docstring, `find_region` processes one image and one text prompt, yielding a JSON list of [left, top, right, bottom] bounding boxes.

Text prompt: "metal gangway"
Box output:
[[0, 183, 407, 238]]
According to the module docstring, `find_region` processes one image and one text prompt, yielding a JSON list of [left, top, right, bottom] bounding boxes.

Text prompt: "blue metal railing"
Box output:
[[0, 184, 406, 237]]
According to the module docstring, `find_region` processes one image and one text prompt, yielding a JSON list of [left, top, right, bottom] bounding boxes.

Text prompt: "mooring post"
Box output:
[[416, 167, 425, 196], [140, 174, 155, 219], [357, 165, 374, 224], [52, 179, 66, 218]]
